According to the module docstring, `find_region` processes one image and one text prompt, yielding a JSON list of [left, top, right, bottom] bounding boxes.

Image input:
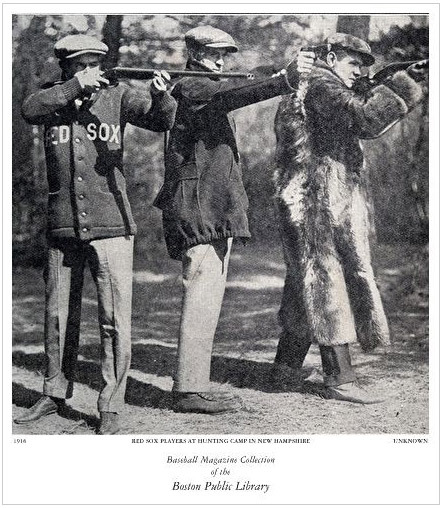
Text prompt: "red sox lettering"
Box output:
[[44, 122, 121, 147]]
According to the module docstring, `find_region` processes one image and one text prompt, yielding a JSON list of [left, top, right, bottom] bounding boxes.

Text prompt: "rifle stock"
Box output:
[[105, 67, 255, 82]]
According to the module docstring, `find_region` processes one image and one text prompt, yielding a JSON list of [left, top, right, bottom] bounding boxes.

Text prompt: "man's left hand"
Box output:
[[407, 60, 428, 82], [297, 50, 316, 75], [285, 49, 315, 87], [151, 70, 171, 93]]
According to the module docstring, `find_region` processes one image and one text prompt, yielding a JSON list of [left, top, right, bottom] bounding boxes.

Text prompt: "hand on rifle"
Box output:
[[407, 60, 428, 82], [297, 49, 316, 75], [150, 70, 172, 93], [76, 66, 109, 94], [285, 49, 315, 87]]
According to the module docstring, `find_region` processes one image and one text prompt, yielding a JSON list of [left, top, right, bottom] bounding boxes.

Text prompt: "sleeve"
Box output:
[[306, 71, 423, 139], [121, 84, 177, 132], [21, 78, 83, 124], [179, 72, 296, 113]]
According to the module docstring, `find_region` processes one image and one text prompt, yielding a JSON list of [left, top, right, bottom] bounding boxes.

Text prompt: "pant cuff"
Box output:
[[43, 381, 73, 399]]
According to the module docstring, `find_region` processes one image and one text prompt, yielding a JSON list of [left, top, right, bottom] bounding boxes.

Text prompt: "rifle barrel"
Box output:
[[107, 67, 255, 81]]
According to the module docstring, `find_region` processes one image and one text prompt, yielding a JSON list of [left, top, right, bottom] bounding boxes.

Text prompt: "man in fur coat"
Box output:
[[273, 33, 425, 403]]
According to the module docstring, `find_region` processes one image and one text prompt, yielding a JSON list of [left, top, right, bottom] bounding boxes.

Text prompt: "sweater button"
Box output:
[[77, 176, 83, 182], [78, 194, 84, 200], [81, 211, 87, 217], [82, 227, 88, 232], [75, 138, 81, 143]]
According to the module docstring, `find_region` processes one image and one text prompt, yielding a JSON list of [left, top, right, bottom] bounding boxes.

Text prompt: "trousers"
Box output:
[[43, 235, 134, 413], [173, 238, 233, 393]]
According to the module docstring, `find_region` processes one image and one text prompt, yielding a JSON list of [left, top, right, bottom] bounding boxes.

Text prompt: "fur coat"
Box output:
[[274, 62, 423, 350]]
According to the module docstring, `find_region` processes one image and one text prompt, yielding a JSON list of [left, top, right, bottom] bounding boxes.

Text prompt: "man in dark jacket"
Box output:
[[14, 34, 177, 433], [154, 25, 314, 413], [273, 33, 426, 403]]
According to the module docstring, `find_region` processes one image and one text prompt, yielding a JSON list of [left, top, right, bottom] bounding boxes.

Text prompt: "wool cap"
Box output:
[[185, 26, 238, 53], [326, 33, 375, 66], [54, 34, 109, 60]]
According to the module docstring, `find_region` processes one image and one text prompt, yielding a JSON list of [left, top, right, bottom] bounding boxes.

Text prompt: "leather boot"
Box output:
[[320, 344, 384, 404], [319, 344, 357, 387], [327, 382, 385, 404], [14, 396, 62, 424]]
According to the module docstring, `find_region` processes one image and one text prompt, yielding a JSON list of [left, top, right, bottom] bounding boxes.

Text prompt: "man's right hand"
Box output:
[[75, 67, 109, 94]]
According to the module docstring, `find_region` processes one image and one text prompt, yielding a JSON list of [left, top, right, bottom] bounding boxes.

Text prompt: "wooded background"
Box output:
[[11, 14, 429, 267]]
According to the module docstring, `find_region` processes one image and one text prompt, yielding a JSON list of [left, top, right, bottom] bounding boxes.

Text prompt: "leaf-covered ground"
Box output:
[[11, 242, 429, 435]]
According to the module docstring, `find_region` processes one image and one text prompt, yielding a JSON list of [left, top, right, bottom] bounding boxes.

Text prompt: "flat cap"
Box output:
[[54, 34, 109, 60], [185, 26, 238, 53], [326, 33, 375, 66]]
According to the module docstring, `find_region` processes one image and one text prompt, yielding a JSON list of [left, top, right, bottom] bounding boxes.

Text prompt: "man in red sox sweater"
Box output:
[[14, 35, 177, 434]]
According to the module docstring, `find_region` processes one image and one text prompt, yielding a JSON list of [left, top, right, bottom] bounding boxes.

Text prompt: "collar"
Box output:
[[313, 60, 348, 87]]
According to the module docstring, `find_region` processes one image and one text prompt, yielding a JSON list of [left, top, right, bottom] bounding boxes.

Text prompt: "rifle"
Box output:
[[352, 59, 428, 93], [302, 43, 429, 82], [302, 45, 428, 92], [104, 67, 255, 83]]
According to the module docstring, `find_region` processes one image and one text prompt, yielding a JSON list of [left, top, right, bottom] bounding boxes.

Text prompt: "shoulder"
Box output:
[[305, 65, 352, 109], [174, 77, 222, 101], [308, 65, 345, 92]]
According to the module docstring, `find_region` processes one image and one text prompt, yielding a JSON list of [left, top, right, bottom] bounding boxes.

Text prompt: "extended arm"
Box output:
[[178, 51, 314, 113], [121, 84, 177, 132]]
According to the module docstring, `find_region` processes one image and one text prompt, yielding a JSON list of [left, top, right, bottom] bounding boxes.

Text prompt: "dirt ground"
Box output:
[[11, 242, 429, 435]]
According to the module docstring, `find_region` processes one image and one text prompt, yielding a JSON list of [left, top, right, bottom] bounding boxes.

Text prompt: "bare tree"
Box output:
[[102, 15, 123, 68], [337, 15, 370, 39]]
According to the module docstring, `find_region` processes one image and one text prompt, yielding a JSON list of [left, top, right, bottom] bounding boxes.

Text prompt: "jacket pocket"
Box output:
[[154, 162, 199, 214]]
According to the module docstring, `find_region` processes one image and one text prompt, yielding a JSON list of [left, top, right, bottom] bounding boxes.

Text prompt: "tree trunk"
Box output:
[[102, 15, 123, 68], [13, 15, 53, 265], [337, 15, 370, 39]]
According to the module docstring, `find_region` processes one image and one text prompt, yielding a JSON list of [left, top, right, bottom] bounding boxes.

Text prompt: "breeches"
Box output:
[[173, 238, 233, 392], [43, 235, 134, 413]]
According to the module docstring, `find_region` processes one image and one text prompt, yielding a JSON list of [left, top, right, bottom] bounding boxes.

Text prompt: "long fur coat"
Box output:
[[274, 62, 423, 350]]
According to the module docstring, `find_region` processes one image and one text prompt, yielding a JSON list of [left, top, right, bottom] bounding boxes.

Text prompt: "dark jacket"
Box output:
[[22, 77, 177, 240], [155, 63, 297, 260], [274, 62, 423, 350]]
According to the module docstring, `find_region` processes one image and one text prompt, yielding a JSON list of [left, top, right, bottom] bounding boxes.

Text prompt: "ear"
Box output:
[[326, 52, 337, 68], [188, 46, 205, 62]]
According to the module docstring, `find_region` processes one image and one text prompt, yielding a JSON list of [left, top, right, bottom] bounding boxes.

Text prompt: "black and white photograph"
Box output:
[[3, 3, 439, 505]]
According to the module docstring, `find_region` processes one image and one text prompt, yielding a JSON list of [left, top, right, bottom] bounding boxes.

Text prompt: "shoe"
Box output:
[[14, 396, 61, 424], [327, 382, 385, 404], [173, 392, 243, 414], [98, 412, 121, 435]]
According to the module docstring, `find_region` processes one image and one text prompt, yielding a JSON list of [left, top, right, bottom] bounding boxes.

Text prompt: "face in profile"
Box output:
[[63, 54, 101, 80], [195, 47, 230, 73], [327, 51, 365, 88]]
